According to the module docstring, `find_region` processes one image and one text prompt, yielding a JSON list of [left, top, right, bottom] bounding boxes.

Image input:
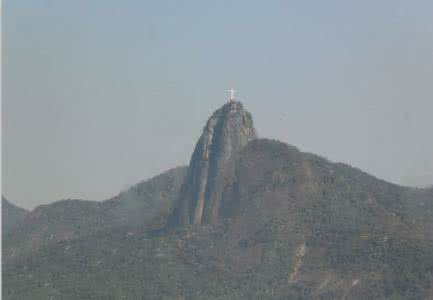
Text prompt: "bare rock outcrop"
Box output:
[[171, 101, 256, 225]]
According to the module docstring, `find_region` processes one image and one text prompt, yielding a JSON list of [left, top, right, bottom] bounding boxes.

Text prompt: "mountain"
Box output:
[[402, 186, 433, 240], [3, 101, 433, 299], [171, 101, 256, 226], [2, 197, 28, 233], [2, 166, 187, 263]]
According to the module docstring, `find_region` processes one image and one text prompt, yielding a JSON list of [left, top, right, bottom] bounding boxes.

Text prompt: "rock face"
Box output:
[[171, 101, 256, 225]]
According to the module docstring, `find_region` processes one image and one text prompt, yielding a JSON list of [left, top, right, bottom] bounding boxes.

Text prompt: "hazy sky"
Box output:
[[3, 0, 433, 209]]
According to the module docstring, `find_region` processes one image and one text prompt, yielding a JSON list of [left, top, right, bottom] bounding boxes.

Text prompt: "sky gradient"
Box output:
[[3, 0, 433, 209]]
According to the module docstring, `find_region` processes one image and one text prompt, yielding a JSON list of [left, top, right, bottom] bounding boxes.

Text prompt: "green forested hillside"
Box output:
[[2, 197, 28, 234], [3, 140, 433, 299], [2, 166, 187, 263]]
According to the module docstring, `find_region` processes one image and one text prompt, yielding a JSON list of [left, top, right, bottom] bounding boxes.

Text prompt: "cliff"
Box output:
[[171, 101, 256, 225]]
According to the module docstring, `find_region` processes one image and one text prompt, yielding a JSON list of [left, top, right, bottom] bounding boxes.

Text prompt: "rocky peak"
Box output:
[[171, 101, 256, 225]]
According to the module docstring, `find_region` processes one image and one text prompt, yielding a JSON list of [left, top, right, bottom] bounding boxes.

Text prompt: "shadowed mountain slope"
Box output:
[[2, 197, 28, 234]]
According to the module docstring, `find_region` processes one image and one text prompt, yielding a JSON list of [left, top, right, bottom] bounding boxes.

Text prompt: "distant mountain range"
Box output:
[[3, 101, 433, 299]]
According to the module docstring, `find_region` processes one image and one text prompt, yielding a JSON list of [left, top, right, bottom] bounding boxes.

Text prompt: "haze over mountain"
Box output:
[[3, 101, 433, 299]]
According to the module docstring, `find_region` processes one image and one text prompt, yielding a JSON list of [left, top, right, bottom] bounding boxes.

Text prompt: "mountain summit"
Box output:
[[171, 101, 256, 225]]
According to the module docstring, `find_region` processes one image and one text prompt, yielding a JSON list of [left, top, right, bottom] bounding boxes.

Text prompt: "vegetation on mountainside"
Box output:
[[3, 140, 433, 299], [2, 166, 187, 263], [2, 197, 28, 234]]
